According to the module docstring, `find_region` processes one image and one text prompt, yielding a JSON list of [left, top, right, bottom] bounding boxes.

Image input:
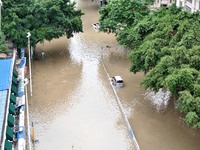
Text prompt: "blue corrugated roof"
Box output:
[[0, 59, 13, 91], [0, 90, 8, 141]]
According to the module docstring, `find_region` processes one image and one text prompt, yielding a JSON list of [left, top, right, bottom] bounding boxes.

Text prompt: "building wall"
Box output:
[[151, 0, 175, 9], [106, 0, 200, 12], [176, 0, 200, 12]]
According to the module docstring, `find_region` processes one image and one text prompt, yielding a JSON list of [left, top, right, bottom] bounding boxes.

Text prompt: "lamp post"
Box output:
[[0, 0, 3, 32], [27, 32, 33, 96]]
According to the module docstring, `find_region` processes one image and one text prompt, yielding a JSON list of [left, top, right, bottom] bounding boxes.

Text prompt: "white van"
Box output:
[[111, 76, 124, 88]]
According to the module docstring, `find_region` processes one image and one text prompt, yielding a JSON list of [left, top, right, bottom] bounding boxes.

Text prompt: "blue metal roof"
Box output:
[[0, 90, 8, 142], [0, 59, 13, 91], [0, 58, 13, 142]]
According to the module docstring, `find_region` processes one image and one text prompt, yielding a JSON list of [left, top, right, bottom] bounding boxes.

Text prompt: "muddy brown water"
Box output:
[[29, 0, 200, 150]]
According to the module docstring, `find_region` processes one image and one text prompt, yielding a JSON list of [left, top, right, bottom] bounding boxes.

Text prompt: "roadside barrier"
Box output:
[[100, 52, 140, 150]]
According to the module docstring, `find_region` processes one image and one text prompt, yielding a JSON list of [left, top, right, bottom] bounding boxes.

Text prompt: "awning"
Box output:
[[13, 69, 18, 78], [4, 139, 13, 150], [6, 126, 13, 141], [12, 76, 18, 86], [7, 114, 14, 127], [11, 85, 17, 95], [9, 104, 15, 115], [10, 93, 16, 104]]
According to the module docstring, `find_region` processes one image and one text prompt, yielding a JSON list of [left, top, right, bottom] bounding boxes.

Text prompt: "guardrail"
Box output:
[[100, 50, 140, 150]]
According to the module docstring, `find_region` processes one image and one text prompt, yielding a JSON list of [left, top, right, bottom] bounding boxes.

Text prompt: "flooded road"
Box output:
[[30, 0, 200, 150]]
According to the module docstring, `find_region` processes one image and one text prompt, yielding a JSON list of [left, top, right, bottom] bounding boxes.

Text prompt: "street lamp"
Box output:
[[0, 0, 3, 32], [27, 32, 33, 96]]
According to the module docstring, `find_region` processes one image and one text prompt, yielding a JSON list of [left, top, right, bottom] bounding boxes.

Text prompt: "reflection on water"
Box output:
[[31, 31, 134, 149], [30, 0, 135, 148]]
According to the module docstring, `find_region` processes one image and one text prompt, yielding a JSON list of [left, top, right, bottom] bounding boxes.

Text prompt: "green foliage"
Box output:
[[185, 112, 199, 127], [117, 16, 155, 47], [0, 33, 9, 54], [164, 68, 197, 94], [188, 46, 200, 70], [178, 91, 196, 113], [99, 0, 149, 34], [193, 84, 200, 97], [2, 0, 83, 48], [100, 2, 200, 127], [178, 91, 200, 127], [128, 7, 198, 72], [141, 56, 175, 91]]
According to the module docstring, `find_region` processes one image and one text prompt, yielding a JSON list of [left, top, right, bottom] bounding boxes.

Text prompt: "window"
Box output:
[[161, 4, 167, 7], [179, 1, 183, 7], [199, 1, 200, 9], [187, 0, 192, 4], [185, 5, 192, 12]]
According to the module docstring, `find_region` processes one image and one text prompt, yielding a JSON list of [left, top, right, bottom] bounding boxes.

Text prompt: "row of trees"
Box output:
[[0, 33, 8, 54], [99, 0, 200, 128], [0, 0, 83, 54]]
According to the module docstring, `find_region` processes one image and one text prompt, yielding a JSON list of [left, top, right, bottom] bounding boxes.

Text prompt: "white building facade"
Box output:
[[151, 0, 175, 9], [151, 0, 200, 12], [176, 0, 200, 12]]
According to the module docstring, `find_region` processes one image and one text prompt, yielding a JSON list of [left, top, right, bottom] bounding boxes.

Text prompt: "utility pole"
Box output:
[[27, 32, 33, 96]]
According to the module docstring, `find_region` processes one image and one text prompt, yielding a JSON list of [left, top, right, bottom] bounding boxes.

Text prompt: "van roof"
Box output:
[[114, 76, 123, 81]]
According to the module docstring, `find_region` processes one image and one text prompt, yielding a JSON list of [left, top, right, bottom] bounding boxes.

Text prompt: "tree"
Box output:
[[99, 0, 150, 34], [2, 0, 83, 48], [127, 6, 200, 78], [0, 33, 9, 54], [178, 91, 200, 128], [142, 46, 200, 127], [99, 2, 200, 128], [133, 7, 200, 127]]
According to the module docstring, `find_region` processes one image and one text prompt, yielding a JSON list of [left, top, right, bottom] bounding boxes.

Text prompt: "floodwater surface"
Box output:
[[30, 0, 200, 150]]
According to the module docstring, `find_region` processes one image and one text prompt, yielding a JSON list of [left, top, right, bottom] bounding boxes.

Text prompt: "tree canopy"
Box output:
[[99, 1, 200, 128], [2, 0, 83, 48], [99, 0, 150, 34], [0, 33, 9, 54]]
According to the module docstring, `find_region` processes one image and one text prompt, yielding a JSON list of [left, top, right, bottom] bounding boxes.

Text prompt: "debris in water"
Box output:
[[145, 88, 171, 111]]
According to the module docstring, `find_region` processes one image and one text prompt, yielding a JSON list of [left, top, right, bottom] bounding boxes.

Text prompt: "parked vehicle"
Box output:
[[111, 76, 124, 88], [91, 23, 100, 30]]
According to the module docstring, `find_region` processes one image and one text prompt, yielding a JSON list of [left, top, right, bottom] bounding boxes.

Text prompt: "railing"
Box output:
[[100, 49, 140, 150]]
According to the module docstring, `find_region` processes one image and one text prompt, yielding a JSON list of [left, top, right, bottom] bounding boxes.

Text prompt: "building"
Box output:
[[151, 0, 175, 9], [150, 0, 200, 12], [0, 55, 16, 150], [0, 49, 27, 150], [176, 0, 200, 12]]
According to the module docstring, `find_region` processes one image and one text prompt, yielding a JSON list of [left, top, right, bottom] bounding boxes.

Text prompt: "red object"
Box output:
[[0, 53, 8, 58], [24, 66, 28, 74]]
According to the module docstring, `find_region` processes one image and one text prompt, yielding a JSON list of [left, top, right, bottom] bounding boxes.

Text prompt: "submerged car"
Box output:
[[111, 76, 124, 88], [91, 23, 100, 30]]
